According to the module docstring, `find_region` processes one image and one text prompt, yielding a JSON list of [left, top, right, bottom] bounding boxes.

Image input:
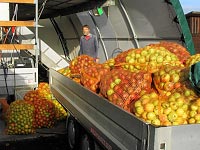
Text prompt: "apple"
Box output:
[[188, 118, 196, 124], [128, 58, 135, 64], [126, 56, 131, 62], [150, 55, 157, 62], [152, 100, 159, 106], [182, 104, 188, 111], [182, 113, 188, 119], [141, 98, 150, 105], [168, 111, 178, 122], [165, 55, 172, 62], [170, 102, 178, 110], [159, 82, 165, 89], [110, 82, 116, 89], [172, 122, 179, 126], [138, 56, 146, 64], [196, 99, 200, 107], [147, 112, 156, 120], [136, 106, 144, 115], [190, 110, 197, 118], [184, 89, 191, 97], [141, 112, 147, 120], [134, 100, 142, 107], [176, 97, 184, 107], [141, 50, 148, 56], [191, 104, 198, 111], [163, 82, 174, 91], [152, 119, 161, 126], [156, 56, 163, 63], [114, 78, 121, 84], [153, 106, 159, 115], [176, 108, 184, 117], [163, 121, 172, 126], [194, 114, 200, 121], [163, 107, 172, 115], [135, 53, 141, 59], [107, 89, 114, 96], [172, 92, 181, 99], [159, 70, 166, 76], [144, 103, 154, 112], [161, 74, 170, 82]]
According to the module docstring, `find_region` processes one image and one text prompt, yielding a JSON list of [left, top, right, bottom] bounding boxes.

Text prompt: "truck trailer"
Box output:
[[0, 0, 200, 150]]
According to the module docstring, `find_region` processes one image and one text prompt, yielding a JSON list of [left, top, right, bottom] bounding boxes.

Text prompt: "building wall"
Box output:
[[187, 16, 200, 53]]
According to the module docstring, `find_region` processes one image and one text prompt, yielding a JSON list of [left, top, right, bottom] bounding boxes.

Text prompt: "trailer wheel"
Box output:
[[67, 117, 79, 150], [79, 134, 94, 150]]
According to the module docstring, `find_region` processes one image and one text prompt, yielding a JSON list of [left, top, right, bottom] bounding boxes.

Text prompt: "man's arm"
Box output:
[[78, 38, 83, 56], [94, 35, 99, 58]]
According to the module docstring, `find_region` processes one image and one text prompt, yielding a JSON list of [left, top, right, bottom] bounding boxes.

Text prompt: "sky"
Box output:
[[179, 0, 200, 14]]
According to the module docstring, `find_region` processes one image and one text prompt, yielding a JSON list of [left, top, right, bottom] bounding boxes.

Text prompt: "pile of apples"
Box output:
[[69, 55, 96, 74], [188, 99, 200, 124], [149, 41, 191, 64], [100, 68, 152, 111], [153, 65, 189, 96], [132, 92, 189, 126], [122, 46, 182, 73]]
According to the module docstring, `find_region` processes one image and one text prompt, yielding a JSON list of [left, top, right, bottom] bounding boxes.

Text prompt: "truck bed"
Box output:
[[49, 68, 200, 150]]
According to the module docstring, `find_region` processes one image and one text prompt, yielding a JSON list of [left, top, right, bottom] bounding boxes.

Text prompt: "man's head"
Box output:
[[82, 25, 90, 36]]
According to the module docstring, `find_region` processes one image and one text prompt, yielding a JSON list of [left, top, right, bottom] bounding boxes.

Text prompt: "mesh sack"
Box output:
[[69, 55, 96, 74], [6, 100, 35, 134], [114, 46, 182, 73], [80, 64, 110, 92], [25, 98, 56, 128], [100, 68, 152, 112], [153, 65, 189, 96], [131, 91, 189, 126], [149, 41, 191, 64]]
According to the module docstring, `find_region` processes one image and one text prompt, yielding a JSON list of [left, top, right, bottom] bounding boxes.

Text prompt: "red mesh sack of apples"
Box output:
[[100, 68, 152, 112], [69, 55, 96, 74], [24, 90, 40, 102], [149, 41, 191, 64], [25, 98, 55, 128], [80, 64, 110, 92], [153, 65, 190, 96], [24, 90, 56, 128]]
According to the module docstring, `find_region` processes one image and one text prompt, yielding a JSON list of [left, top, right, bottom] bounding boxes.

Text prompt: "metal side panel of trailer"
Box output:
[[49, 69, 200, 150]]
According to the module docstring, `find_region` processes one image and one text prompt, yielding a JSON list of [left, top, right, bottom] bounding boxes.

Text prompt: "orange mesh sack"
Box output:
[[100, 68, 152, 112], [131, 91, 189, 126], [81, 64, 110, 92], [149, 41, 191, 64], [114, 46, 182, 73], [69, 55, 96, 74], [114, 49, 134, 64], [153, 65, 189, 96], [25, 98, 56, 129]]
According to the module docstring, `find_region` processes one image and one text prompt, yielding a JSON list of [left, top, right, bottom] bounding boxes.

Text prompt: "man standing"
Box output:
[[79, 25, 99, 62]]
